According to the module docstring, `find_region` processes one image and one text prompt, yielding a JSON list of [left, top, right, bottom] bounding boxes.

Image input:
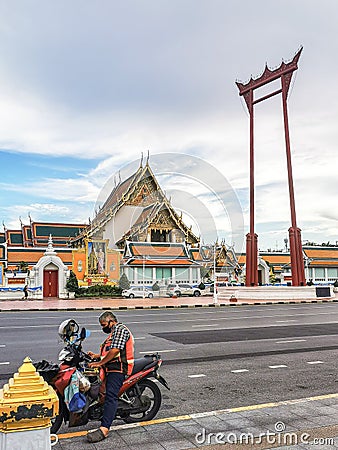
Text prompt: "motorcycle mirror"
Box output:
[[80, 327, 89, 340]]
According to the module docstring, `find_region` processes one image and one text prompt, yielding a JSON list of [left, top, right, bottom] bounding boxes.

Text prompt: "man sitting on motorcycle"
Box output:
[[87, 311, 135, 443]]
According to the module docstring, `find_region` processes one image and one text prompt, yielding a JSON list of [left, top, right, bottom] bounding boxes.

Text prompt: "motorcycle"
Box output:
[[34, 319, 170, 434]]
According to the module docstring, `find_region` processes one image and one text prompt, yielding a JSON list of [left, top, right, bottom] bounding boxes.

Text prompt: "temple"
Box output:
[[70, 159, 203, 286], [1, 157, 337, 296], [71, 159, 198, 248]]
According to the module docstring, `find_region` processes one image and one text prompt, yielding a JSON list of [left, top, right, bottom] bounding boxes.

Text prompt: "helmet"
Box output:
[[58, 319, 79, 343]]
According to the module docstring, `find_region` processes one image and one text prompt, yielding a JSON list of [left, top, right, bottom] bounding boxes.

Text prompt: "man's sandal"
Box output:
[[87, 428, 107, 443]]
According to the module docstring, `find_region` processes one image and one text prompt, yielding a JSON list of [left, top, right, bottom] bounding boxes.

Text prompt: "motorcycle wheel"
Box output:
[[122, 379, 162, 423], [50, 393, 66, 434]]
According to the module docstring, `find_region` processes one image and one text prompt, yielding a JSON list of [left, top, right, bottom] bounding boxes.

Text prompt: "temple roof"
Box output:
[[237, 247, 338, 270], [3, 221, 87, 248], [74, 161, 199, 245], [123, 241, 199, 267]]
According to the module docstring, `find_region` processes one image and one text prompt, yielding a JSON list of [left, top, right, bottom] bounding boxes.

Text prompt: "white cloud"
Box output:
[[0, 1, 337, 248]]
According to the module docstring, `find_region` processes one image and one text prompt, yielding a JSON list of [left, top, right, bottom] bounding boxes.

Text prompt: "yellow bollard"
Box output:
[[0, 357, 59, 449]]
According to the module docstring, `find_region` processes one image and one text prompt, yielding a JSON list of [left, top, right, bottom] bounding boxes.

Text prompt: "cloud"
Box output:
[[1, 202, 90, 230], [0, 1, 337, 248]]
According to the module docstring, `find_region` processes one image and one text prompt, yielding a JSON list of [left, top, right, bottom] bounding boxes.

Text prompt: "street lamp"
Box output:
[[142, 256, 145, 298], [142, 255, 149, 298], [213, 242, 218, 305]]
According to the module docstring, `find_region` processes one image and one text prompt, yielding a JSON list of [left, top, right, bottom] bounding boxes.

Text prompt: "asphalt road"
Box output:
[[1, 303, 338, 427]]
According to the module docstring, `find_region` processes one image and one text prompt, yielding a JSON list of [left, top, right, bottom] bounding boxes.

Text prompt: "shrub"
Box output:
[[66, 271, 79, 293], [152, 281, 160, 291], [119, 273, 130, 290], [76, 284, 122, 297]]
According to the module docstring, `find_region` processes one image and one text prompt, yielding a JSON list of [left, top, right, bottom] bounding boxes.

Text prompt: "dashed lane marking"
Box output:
[[307, 360, 324, 364], [0, 362, 10, 365], [275, 339, 307, 344], [139, 350, 177, 354], [275, 320, 297, 323], [188, 374, 206, 378], [269, 364, 288, 369], [231, 369, 249, 373]]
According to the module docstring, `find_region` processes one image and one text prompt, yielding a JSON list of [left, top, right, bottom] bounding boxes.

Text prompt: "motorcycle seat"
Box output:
[[131, 356, 157, 375]]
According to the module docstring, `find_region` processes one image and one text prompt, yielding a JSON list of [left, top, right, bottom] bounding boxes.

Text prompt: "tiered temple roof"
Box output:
[[71, 160, 199, 248]]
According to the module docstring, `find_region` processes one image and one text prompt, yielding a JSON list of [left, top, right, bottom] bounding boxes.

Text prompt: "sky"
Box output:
[[0, 0, 337, 252]]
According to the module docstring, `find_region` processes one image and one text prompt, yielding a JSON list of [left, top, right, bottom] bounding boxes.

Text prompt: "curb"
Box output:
[[0, 298, 336, 312]]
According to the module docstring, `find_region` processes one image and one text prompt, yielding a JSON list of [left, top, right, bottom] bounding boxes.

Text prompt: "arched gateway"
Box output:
[[29, 235, 69, 299]]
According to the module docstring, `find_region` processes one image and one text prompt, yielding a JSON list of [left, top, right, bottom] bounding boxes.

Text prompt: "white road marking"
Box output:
[[191, 324, 219, 327], [307, 361, 324, 365], [275, 339, 307, 344], [139, 350, 177, 354], [231, 369, 249, 373], [0, 345, 6, 348], [275, 320, 296, 323], [269, 365, 288, 369], [188, 374, 206, 378], [134, 337, 146, 340], [0, 362, 10, 365]]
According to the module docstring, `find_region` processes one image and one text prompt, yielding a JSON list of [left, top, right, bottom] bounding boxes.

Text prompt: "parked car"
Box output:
[[122, 287, 154, 298], [166, 283, 201, 297]]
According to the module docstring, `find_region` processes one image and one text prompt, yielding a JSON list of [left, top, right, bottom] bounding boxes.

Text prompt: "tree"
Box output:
[[200, 266, 209, 281], [119, 273, 130, 290], [66, 270, 79, 293], [18, 261, 28, 272], [152, 281, 160, 291]]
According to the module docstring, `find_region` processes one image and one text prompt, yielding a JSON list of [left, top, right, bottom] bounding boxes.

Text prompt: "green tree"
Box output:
[[119, 273, 130, 290], [200, 266, 209, 280], [18, 261, 28, 272], [152, 281, 160, 291], [66, 270, 79, 293]]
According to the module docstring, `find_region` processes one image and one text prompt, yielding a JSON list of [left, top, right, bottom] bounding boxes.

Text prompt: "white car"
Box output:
[[122, 287, 154, 299], [166, 283, 201, 297]]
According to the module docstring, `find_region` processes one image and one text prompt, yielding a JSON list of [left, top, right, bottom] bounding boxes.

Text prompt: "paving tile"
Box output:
[[93, 434, 131, 450], [312, 405, 338, 415], [284, 418, 320, 430], [190, 415, 227, 431], [318, 398, 338, 406], [116, 426, 147, 437], [220, 416, 257, 431], [213, 411, 246, 422], [119, 430, 165, 449], [164, 423, 206, 447], [168, 419, 200, 429], [57, 436, 89, 450], [160, 438, 198, 450], [307, 415, 338, 426], [243, 418, 282, 433], [322, 402, 338, 410]]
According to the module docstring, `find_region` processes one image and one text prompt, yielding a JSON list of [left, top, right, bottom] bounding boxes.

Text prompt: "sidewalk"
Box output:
[[0, 292, 337, 311], [52, 393, 338, 449]]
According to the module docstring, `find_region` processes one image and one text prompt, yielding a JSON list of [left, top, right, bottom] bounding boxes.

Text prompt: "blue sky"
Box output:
[[0, 1, 337, 251]]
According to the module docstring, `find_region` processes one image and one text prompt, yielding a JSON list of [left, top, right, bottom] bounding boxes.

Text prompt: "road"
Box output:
[[1, 303, 338, 424]]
